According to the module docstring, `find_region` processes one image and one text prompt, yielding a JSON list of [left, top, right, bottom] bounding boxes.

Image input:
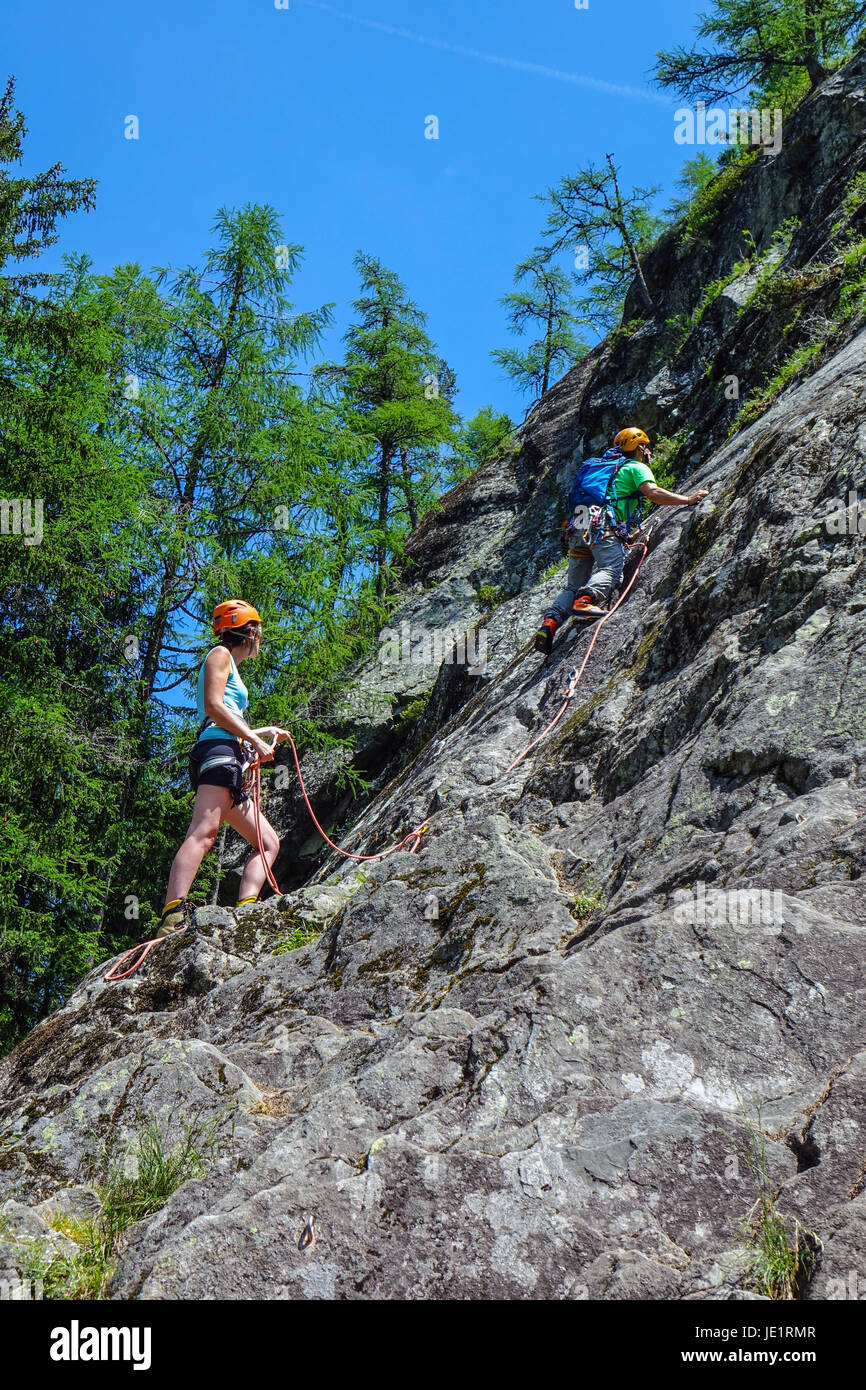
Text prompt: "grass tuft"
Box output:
[[737, 1104, 821, 1300], [15, 1114, 219, 1300]]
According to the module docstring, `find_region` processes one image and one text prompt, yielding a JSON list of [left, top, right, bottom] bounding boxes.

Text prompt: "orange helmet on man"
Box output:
[[614, 427, 651, 454], [212, 600, 262, 636]]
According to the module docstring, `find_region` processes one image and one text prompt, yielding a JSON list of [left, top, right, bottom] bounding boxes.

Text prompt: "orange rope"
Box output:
[[104, 734, 428, 982], [250, 758, 282, 893], [503, 539, 651, 776], [281, 732, 428, 861], [103, 929, 190, 982]]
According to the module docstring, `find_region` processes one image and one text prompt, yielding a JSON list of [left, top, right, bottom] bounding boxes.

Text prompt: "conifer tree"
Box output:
[[445, 406, 515, 486], [537, 155, 663, 331], [664, 153, 719, 223], [0, 78, 132, 1049], [653, 0, 866, 103], [491, 253, 588, 401], [317, 254, 458, 595]]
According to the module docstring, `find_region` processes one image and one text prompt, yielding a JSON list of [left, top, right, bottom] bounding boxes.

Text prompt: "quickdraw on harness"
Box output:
[[104, 731, 429, 983], [565, 446, 645, 550], [504, 532, 652, 776]]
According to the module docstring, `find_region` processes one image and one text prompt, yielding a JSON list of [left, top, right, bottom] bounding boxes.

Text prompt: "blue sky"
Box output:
[[5, 0, 696, 423]]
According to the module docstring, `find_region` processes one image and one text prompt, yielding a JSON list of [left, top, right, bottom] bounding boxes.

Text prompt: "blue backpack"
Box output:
[[567, 446, 643, 533]]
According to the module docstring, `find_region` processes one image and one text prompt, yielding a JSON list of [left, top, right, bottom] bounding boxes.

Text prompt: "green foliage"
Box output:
[[0, 77, 97, 299], [688, 218, 800, 328], [653, 0, 863, 104], [840, 170, 866, 224], [836, 233, 866, 318], [608, 317, 646, 347], [537, 153, 663, 331], [650, 430, 693, 492], [17, 1115, 218, 1299], [272, 919, 326, 954], [730, 181, 866, 432], [540, 558, 568, 582], [444, 405, 515, 487], [491, 252, 588, 399], [748, 61, 813, 116], [734, 343, 823, 428], [678, 149, 759, 248], [476, 584, 508, 610], [664, 312, 693, 345], [663, 153, 719, 223], [0, 81, 137, 1052], [393, 691, 431, 731], [737, 1105, 820, 1299], [570, 887, 605, 921]]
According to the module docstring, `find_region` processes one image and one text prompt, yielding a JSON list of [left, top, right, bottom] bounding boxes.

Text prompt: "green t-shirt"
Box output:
[[611, 460, 654, 524]]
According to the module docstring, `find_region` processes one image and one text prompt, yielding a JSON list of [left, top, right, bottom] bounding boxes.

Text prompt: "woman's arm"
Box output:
[[203, 650, 275, 759]]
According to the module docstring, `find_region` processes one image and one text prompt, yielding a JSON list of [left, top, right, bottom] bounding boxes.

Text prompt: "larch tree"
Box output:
[[537, 155, 663, 332], [317, 253, 458, 596], [653, 0, 866, 103], [491, 253, 588, 402]]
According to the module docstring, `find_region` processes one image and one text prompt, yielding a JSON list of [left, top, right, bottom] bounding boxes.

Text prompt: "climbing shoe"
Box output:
[[572, 595, 606, 622], [237, 894, 258, 908], [534, 617, 559, 655], [155, 898, 189, 939]]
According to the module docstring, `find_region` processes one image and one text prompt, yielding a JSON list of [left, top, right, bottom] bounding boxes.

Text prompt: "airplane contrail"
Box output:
[[293, 1, 671, 105]]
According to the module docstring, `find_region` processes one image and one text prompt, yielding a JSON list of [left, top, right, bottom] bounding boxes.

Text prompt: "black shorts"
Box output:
[[188, 739, 250, 807]]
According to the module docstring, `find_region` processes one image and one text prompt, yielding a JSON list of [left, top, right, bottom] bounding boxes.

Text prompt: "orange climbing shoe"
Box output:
[[572, 595, 606, 622], [534, 617, 559, 654]]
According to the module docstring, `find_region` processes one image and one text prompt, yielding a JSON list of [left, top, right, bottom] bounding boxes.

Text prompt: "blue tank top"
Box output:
[[196, 647, 249, 742]]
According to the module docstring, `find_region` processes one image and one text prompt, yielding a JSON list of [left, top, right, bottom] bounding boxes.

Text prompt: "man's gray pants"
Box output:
[[545, 533, 626, 625]]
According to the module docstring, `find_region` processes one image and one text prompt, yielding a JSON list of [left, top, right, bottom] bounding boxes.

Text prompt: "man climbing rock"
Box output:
[[534, 427, 709, 654]]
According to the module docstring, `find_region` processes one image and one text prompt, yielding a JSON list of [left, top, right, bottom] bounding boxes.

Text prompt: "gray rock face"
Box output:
[[2, 61, 866, 1301]]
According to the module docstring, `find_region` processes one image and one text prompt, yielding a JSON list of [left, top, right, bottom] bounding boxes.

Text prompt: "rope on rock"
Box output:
[[104, 732, 428, 983], [104, 535, 656, 985], [103, 934, 182, 982], [503, 536, 652, 776], [282, 731, 429, 861]]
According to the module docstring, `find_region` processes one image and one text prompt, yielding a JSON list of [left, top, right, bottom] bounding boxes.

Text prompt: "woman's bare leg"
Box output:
[[163, 784, 231, 907], [224, 798, 282, 901]]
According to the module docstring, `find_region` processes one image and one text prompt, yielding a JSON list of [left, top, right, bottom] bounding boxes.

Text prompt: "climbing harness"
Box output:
[[104, 733, 428, 983], [503, 534, 652, 776], [566, 447, 645, 543]]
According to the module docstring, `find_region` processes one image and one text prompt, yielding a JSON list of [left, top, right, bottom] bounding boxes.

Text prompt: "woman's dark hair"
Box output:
[[219, 622, 259, 651]]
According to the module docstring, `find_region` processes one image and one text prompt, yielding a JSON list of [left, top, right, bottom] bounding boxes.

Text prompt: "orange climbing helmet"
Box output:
[[614, 427, 651, 453], [212, 600, 262, 635]]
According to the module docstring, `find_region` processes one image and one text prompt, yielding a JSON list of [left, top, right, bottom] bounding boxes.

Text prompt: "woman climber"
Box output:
[[157, 600, 290, 938]]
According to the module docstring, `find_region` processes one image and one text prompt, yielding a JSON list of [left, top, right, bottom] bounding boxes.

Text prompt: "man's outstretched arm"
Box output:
[[640, 481, 709, 507]]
